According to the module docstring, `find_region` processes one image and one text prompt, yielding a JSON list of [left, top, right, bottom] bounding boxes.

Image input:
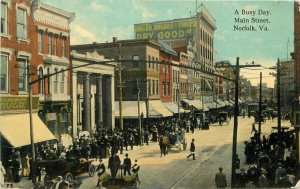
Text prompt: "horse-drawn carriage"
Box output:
[[163, 129, 187, 151]]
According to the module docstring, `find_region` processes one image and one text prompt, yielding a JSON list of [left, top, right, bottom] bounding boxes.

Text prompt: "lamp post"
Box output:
[[137, 78, 142, 146]]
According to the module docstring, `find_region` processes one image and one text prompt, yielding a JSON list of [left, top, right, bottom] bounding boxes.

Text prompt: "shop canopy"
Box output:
[[163, 102, 185, 114], [0, 113, 56, 148], [181, 99, 209, 111], [216, 99, 226, 108], [115, 101, 147, 119], [149, 100, 173, 117]]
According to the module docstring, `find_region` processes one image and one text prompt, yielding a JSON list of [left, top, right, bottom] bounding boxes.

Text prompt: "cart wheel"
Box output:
[[64, 172, 73, 182], [88, 164, 96, 176]]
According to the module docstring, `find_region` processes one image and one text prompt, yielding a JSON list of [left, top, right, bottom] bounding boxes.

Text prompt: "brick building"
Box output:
[[31, 0, 75, 145]]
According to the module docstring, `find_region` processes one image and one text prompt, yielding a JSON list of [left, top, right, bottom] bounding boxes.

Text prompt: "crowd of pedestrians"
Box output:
[[237, 127, 297, 188]]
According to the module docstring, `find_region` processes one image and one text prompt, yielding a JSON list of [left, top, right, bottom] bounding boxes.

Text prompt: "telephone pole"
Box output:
[[118, 43, 124, 130], [216, 58, 261, 187], [277, 58, 282, 135], [177, 82, 181, 121], [258, 72, 262, 139]]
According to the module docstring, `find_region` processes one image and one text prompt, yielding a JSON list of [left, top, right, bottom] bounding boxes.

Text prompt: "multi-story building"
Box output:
[[295, 1, 300, 100], [274, 60, 295, 111], [71, 38, 173, 125], [158, 40, 177, 103], [134, 4, 216, 105], [31, 0, 75, 145], [0, 0, 73, 158]]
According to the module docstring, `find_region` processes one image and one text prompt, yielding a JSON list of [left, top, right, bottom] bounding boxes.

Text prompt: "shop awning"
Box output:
[[163, 102, 185, 114], [223, 101, 230, 106], [149, 100, 173, 117], [216, 99, 226, 108], [229, 100, 235, 106], [181, 99, 208, 111], [206, 102, 218, 109], [0, 113, 56, 148], [115, 101, 147, 118]]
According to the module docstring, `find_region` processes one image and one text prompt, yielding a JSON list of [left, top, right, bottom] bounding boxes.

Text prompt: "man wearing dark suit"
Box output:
[[108, 153, 121, 182], [187, 139, 196, 160], [123, 153, 132, 176]]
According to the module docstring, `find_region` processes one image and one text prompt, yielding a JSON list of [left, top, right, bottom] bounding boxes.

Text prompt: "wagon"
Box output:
[[36, 158, 96, 182], [167, 130, 187, 151]]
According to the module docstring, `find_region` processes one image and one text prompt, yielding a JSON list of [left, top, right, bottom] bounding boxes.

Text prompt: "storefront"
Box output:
[[0, 96, 56, 161]]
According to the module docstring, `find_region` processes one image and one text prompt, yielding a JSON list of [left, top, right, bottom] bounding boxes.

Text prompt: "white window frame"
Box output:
[[16, 8, 27, 39], [18, 58, 28, 93], [62, 37, 66, 57], [48, 33, 52, 55], [0, 54, 8, 93], [60, 69, 64, 94], [1, 2, 7, 34], [38, 30, 43, 53], [54, 68, 58, 94], [54, 35, 58, 55], [38, 67, 44, 94]]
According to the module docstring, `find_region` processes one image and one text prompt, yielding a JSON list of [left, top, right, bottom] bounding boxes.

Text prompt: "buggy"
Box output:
[[167, 129, 187, 151]]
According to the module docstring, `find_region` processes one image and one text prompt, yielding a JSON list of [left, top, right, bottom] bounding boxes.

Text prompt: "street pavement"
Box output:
[[11, 116, 292, 189]]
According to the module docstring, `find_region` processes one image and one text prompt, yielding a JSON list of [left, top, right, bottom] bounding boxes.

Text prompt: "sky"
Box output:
[[43, 0, 294, 88]]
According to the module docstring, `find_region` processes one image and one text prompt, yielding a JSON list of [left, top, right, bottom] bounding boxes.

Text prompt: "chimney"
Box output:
[[113, 37, 118, 43]]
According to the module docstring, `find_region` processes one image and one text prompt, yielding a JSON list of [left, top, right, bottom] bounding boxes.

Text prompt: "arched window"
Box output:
[[54, 68, 58, 94], [60, 69, 64, 94], [38, 67, 44, 94]]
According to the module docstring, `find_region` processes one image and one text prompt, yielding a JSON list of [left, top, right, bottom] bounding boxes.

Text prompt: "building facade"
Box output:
[[31, 0, 75, 145], [134, 4, 216, 105], [0, 0, 57, 159], [70, 51, 116, 137]]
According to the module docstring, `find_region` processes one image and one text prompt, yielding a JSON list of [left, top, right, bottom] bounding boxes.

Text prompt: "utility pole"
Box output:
[[258, 72, 262, 139], [177, 82, 181, 121], [137, 78, 142, 146], [277, 58, 281, 135], [214, 57, 262, 187], [118, 43, 124, 130], [28, 64, 36, 184], [231, 57, 239, 187]]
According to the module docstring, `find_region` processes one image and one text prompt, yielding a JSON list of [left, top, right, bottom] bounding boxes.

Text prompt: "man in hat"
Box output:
[[187, 139, 196, 160], [215, 167, 227, 188], [96, 159, 106, 187]]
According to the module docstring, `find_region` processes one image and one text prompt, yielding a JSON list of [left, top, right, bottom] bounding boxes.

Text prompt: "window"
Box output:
[[1, 2, 7, 34], [152, 57, 155, 69], [54, 68, 58, 94], [167, 82, 170, 95], [48, 33, 52, 54], [132, 55, 139, 68], [54, 36, 58, 55], [60, 69, 64, 94], [16, 8, 26, 38], [163, 81, 166, 96], [0, 55, 8, 92], [38, 31, 43, 53], [156, 58, 159, 71], [62, 37, 66, 57], [148, 55, 151, 68], [152, 80, 155, 95], [156, 80, 158, 95], [38, 67, 44, 94], [148, 79, 151, 96], [18, 59, 27, 92], [47, 67, 50, 94]]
